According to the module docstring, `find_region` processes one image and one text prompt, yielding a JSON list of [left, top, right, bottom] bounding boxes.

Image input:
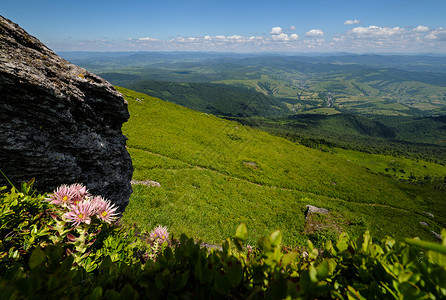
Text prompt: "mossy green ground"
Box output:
[[118, 87, 445, 245]]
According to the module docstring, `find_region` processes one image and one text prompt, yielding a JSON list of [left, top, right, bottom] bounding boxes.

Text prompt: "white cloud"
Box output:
[[289, 33, 298, 41], [270, 26, 283, 35], [62, 24, 446, 53], [138, 37, 159, 41], [289, 26, 296, 30], [413, 25, 430, 32], [305, 29, 324, 37], [349, 26, 407, 38], [304, 38, 327, 48], [272, 33, 289, 41], [327, 24, 446, 52], [249, 36, 263, 40], [227, 35, 243, 40], [344, 19, 360, 25], [269, 32, 298, 42], [426, 27, 446, 41]]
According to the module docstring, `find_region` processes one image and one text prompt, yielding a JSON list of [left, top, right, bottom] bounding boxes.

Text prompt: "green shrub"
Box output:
[[1, 181, 445, 299]]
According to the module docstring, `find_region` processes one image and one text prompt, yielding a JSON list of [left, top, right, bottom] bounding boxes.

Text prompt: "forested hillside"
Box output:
[[124, 80, 289, 117]]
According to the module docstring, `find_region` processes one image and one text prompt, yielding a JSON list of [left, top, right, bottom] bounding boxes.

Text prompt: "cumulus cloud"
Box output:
[[68, 23, 446, 52], [348, 26, 407, 38], [227, 35, 243, 40], [305, 29, 324, 37], [272, 33, 288, 41], [426, 28, 446, 41], [269, 26, 298, 42], [271, 32, 298, 42], [344, 19, 360, 25], [413, 25, 430, 32], [327, 24, 446, 52], [270, 26, 283, 35], [289, 33, 298, 41]]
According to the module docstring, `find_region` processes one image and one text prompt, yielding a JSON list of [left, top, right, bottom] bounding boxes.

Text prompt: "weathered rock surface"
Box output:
[[131, 179, 161, 188], [305, 205, 330, 220], [0, 16, 133, 212]]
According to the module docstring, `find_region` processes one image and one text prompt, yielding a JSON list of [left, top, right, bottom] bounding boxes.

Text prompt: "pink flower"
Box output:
[[92, 196, 119, 224], [150, 225, 169, 243], [69, 183, 91, 204], [46, 183, 91, 206], [46, 184, 76, 206], [64, 200, 95, 226]]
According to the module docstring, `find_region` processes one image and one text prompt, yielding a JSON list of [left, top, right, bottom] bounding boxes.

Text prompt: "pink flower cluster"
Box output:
[[150, 225, 169, 244], [46, 183, 119, 226]]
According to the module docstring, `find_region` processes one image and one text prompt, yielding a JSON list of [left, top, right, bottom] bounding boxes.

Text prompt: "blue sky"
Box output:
[[2, 0, 446, 53]]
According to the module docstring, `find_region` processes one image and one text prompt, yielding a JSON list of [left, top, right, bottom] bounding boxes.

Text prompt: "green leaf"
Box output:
[[60, 255, 75, 274], [337, 232, 349, 251], [258, 236, 271, 253], [179, 270, 190, 289], [194, 256, 203, 282], [214, 271, 231, 295], [347, 285, 366, 300], [89, 287, 103, 300], [155, 272, 165, 290], [398, 281, 421, 297], [309, 265, 318, 283], [316, 259, 336, 280], [265, 279, 288, 300], [427, 250, 446, 268], [227, 262, 243, 287], [45, 244, 64, 268], [361, 231, 371, 253], [235, 223, 247, 241], [29, 247, 46, 270], [269, 230, 282, 247], [404, 238, 446, 255], [282, 252, 297, 266]]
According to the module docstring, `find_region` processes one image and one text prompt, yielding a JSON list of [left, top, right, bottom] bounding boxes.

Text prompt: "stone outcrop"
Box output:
[[131, 179, 161, 188], [305, 205, 330, 220], [0, 16, 133, 212]]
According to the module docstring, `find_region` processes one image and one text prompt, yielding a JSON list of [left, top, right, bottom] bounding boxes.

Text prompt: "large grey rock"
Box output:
[[305, 205, 330, 220], [0, 16, 133, 212]]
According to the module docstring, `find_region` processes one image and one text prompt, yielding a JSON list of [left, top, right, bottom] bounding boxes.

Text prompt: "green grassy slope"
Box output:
[[230, 114, 446, 164], [118, 87, 445, 245], [125, 80, 289, 117]]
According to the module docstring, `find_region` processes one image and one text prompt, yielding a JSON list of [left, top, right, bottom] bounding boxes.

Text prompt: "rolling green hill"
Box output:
[[118, 87, 446, 246], [124, 80, 289, 117], [230, 113, 446, 164]]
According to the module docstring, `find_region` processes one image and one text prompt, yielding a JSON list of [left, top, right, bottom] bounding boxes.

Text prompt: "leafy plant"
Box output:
[[1, 184, 445, 299], [0, 180, 162, 275]]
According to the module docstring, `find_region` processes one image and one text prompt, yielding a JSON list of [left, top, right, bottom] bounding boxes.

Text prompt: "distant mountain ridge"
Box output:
[[61, 51, 446, 118]]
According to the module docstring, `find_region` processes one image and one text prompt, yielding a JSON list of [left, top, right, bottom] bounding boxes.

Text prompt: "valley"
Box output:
[[59, 51, 446, 246], [63, 52, 446, 117], [117, 87, 446, 246]]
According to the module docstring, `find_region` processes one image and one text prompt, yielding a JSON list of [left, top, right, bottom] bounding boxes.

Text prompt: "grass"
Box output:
[[332, 148, 446, 180], [118, 87, 445, 245]]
